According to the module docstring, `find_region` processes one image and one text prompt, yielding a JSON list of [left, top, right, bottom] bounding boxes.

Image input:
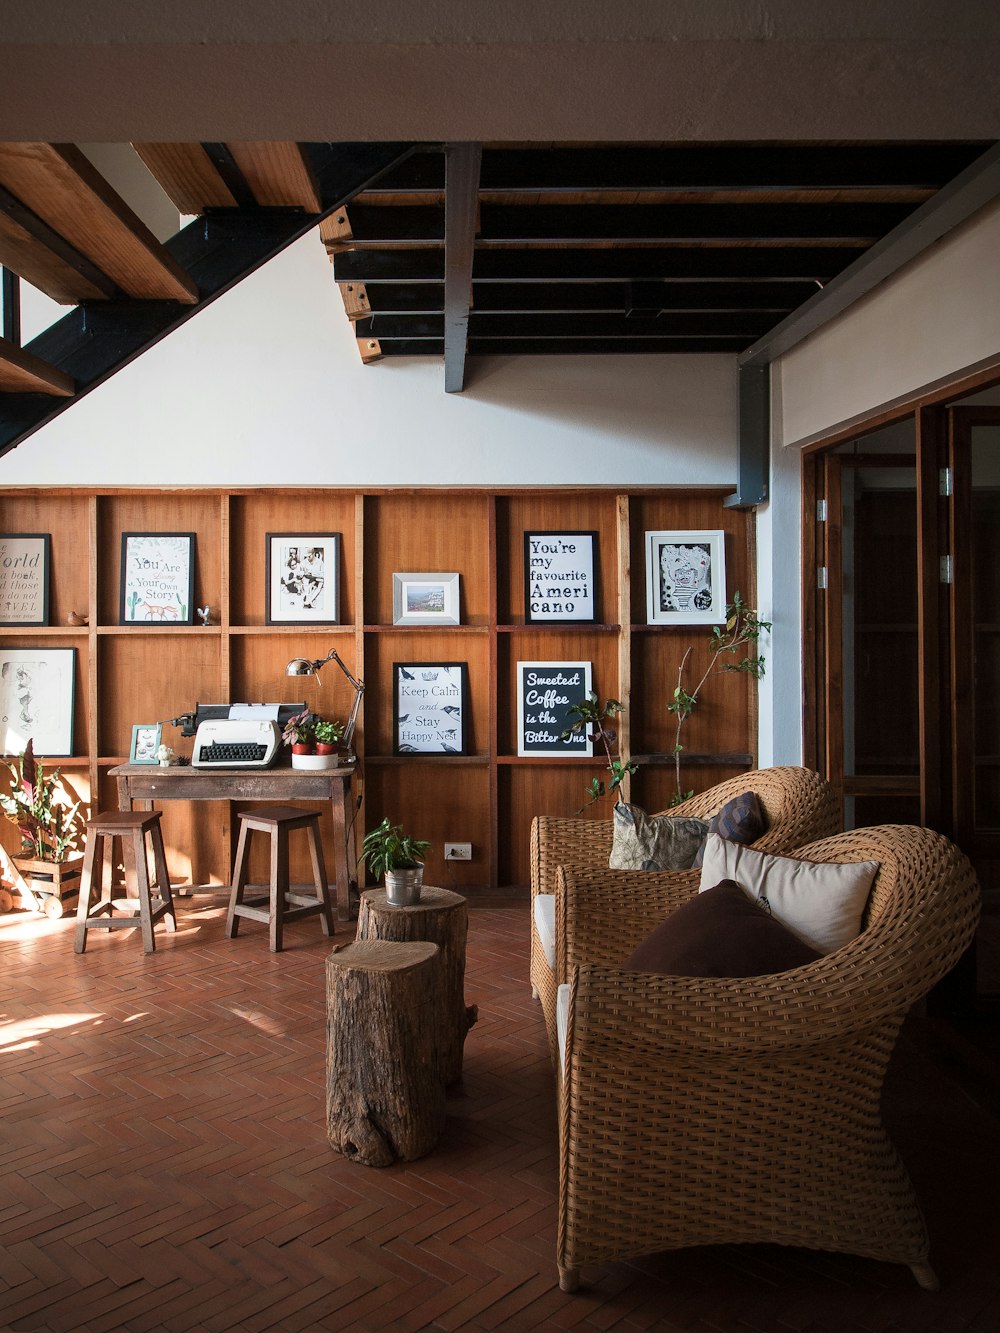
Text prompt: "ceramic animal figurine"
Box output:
[[66, 610, 89, 626], [197, 605, 212, 625]]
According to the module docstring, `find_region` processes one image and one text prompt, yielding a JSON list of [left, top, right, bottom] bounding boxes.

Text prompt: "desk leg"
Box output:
[[331, 777, 358, 922]]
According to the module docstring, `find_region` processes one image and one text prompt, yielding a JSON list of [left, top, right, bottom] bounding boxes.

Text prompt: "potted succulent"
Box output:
[[312, 717, 345, 756], [360, 816, 432, 907], [0, 738, 84, 917]]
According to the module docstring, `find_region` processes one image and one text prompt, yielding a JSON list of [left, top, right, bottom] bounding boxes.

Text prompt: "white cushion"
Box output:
[[697, 832, 878, 956], [533, 893, 556, 970], [556, 982, 571, 1076]]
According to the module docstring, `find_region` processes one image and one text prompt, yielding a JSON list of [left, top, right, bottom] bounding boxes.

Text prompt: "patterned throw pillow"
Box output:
[[691, 789, 767, 868], [623, 879, 821, 976], [609, 801, 709, 872]]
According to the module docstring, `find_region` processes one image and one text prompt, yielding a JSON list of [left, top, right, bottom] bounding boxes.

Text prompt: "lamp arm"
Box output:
[[322, 650, 365, 752]]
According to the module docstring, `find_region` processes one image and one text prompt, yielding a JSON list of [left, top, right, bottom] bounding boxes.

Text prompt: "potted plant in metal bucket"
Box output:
[[360, 816, 432, 907]]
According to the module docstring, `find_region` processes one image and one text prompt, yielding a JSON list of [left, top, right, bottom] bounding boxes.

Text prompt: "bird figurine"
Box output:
[[197, 605, 212, 626], [66, 610, 89, 626]]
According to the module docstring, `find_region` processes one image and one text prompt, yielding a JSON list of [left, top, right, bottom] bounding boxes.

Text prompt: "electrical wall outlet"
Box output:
[[445, 842, 472, 861]]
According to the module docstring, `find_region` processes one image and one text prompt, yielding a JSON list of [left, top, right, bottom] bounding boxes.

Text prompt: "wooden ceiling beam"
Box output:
[[227, 143, 321, 211], [0, 143, 198, 303], [0, 335, 74, 395], [133, 142, 237, 212]]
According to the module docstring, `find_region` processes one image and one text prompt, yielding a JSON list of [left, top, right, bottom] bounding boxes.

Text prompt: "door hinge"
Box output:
[[939, 467, 953, 498], [940, 554, 953, 584], [816, 499, 827, 522], [817, 566, 828, 590]]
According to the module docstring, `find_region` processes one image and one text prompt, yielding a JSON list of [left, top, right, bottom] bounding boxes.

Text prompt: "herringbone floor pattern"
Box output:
[[2, 891, 999, 1332]]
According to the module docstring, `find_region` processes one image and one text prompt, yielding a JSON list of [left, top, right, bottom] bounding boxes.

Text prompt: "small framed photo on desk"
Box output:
[[130, 723, 161, 764]]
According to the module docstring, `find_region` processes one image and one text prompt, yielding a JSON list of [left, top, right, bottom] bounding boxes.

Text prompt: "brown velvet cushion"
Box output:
[[623, 879, 822, 977]]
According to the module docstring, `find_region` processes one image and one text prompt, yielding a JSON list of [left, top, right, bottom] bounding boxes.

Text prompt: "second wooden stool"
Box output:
[[225, 805, 335, 952], [74, 809, 176, 955]]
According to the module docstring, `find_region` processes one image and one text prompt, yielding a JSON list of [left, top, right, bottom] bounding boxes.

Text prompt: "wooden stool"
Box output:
[[326, 939, 446, 1166], [74, 810, 176, 955], [225, 805, 335, 952], [356, 886, 477, 1084]]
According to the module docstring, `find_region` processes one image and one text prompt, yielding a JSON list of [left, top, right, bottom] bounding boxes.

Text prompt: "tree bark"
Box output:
[[356, 885, 477, 1084], [325, 939, 445, 1167]]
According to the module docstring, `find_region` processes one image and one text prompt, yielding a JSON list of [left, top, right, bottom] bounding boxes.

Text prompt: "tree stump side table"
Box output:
[[355, 885, 478, 1085], [326, 939, 446, 1167]]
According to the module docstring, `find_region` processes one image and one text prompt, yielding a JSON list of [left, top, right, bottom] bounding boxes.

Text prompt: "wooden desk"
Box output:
[[110, 760, 359, 921]]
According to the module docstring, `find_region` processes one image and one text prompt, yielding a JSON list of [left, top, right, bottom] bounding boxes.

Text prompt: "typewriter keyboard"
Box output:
[[197, 741, 269, 765]]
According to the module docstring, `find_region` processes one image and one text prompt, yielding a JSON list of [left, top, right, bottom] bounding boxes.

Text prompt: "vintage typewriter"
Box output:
[[170, 703, 305, 769]]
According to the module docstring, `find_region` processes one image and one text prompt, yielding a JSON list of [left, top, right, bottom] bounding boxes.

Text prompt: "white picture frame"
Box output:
[[0, 647, 76, 756], [392, 572, 461, 626], [645, 529, 727, 625], [516, 661, 593, 757], [266, 533, 341, 625]]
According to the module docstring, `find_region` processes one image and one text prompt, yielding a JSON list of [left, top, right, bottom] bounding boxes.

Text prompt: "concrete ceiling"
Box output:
[[4, 1, 1000, 142]]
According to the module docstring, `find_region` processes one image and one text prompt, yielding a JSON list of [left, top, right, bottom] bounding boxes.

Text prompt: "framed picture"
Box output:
[[0, 646, 76, 756], [394, 662, 467, 754], [516, 661, 593, 757], [266, 533, 341, 624], [130, 723, 162, 764], [0, 534, 51, 626], [120, 532, 195, 625], [645, 529, 727, 625], [393, 572, 460, 626], [524, 531, 598, 623]]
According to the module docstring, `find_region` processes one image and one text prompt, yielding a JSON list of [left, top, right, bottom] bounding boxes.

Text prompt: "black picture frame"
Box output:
[[0, 533, 51, 627], [524, 530, 599, 623], [393, 662, 467, 755], [516, 660, 594, 757], [120, 532, 195, 625], [265, 532, 341, 625]]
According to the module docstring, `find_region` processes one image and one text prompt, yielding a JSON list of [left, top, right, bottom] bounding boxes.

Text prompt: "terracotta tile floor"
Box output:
[[1, 889, 999, 1332]]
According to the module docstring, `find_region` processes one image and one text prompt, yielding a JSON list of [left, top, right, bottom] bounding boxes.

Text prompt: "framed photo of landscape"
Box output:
[[0, 534, 51, 626], [266, 533, 341, 625], [392, 572, 461, 626], [120, 533, 195, 625], [645, 529, 726, 625], [524, 531, 598, 623], [0, 646, 76, 756], [393, 662, 467, 754]]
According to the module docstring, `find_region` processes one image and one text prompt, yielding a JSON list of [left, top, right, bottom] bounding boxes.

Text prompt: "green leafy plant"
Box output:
[[360, 816, 432, 879], [561, 691, 639, 814], [0, 739, 81, 862], [667, 592, 771, 805], [312, 717, 344, 746]]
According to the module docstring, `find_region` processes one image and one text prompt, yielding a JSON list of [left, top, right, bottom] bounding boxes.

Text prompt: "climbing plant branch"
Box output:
[[561, 692, 639, 814], [667, 592, 771, 805]]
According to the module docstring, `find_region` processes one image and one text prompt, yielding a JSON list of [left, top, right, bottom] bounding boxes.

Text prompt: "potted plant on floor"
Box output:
[[0, 738, 84, 917], [360, 816, 432, 907]]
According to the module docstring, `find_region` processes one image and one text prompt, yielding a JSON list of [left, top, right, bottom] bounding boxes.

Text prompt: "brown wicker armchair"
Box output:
[[530, 766, 840, 1063], [554, 824, 982, 1293]]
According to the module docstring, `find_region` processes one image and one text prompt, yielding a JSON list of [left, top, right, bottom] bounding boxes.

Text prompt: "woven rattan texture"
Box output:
[[554, 823, 982, 1291], [530, 767, 840, 1062]]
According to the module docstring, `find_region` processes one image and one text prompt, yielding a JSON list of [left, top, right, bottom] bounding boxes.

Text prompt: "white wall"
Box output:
[[1, 234, 739, 488], [776, 197, 1000, 448]]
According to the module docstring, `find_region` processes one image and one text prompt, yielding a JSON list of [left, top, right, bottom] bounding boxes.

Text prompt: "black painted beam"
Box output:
[[346, 202, 912, 246], [334, 247, 855, 284], [200, 142, 258, 208], [360, 311, 777, 340], [360, 337, 754, 356], [725, 362, 770, 509], [444, 143, 481, 394], [1, 267, 19, 344]]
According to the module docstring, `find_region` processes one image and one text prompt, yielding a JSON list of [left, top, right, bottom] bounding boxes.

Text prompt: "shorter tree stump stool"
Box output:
[[225, 805, 335, 953], [356, 885, 477, 1084], [74, 810, 176, 955], [326, 939, 446, 1166]]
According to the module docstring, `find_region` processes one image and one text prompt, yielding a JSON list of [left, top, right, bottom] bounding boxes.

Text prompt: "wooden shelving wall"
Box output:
[[0, 486, 757, 890]]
